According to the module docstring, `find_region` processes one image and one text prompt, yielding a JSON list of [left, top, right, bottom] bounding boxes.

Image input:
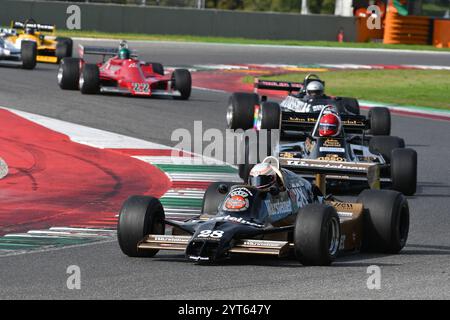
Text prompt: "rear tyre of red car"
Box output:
[[369, 107, 391, 136], [58, 57, 80, 90], [390, 148, 417, 196], [227, 92, 259, 130], [56, 37, 73, 61], [118, 196, 165, 258], [173, 69, 191, 100], [294, 204, 340, 266], [80, 64, 100, 94], [357, 189, 409, 253], [21, 41, 37, 70]]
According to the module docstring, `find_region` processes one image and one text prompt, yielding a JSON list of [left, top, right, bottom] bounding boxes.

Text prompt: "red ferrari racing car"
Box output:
[[57, 41, 191, 100]]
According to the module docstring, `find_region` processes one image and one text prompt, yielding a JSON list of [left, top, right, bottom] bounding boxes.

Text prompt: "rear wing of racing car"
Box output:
[[278, 156, 381, 194], [78, 45, 138, 59], [254, 79, 304, 94], [281, 111, 369, 134], [11, 21, 55, 33]]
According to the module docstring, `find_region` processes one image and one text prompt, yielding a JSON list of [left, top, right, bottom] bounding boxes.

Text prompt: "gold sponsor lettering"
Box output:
[[280, 152, 294, 158], [318, 156, 346, 162], [323, 139, 341, 147]]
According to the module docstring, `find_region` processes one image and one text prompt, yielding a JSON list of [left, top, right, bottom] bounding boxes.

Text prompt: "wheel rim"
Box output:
[[226, 104, 233, 128], [398, 203, 409, 247], [57, 66, 63, 85], [79, 73, 84, 89], [327, 217, 340, 256]]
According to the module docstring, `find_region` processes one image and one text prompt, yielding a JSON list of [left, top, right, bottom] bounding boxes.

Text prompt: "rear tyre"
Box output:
[[390, 148, 417, 195], [56, 37, 73, 60], [294, 204, 340, 266], [79, 64, 100, 94], [57, 57, 80, 90], [172, 69, 191, 100], [117, 196, 165, 257], [201, 182, 238, 214], [369, 135, 405, 163], [259, 101, 281, 130], [357, 189, 409, 253], [339, 97, 360, 115], [21, 41, 37, 70], [227, 92, 259, 130], [369, 107, 391, 136]]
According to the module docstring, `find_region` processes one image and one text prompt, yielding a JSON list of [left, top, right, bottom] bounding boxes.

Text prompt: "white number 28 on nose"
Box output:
[[198, 230, 224, 238]]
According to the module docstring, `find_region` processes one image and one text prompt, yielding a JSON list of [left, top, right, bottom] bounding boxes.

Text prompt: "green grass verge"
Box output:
[[55, 29, 450, 52], [245, 69, 450, 110]]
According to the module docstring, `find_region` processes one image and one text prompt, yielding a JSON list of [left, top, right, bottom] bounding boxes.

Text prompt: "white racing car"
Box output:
[[0, 28, 37, 69]]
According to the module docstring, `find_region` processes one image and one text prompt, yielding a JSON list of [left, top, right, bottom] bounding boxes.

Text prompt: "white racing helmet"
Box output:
[[249, 162, 277, 189], [306, 81, 324, 96], [249, 157, 283, 189]]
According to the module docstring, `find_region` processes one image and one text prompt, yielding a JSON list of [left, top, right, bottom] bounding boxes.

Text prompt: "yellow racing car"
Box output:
[[6, 19, 72, 64]]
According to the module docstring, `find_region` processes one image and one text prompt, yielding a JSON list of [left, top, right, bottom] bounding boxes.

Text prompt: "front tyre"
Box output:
[[21, 41, 37, 70], [357, 189, 409, 253], [79, 64, 100, 94], [294, 204, 340, 266], [117, 196, 165, 257], [173, 69, 191, 100]]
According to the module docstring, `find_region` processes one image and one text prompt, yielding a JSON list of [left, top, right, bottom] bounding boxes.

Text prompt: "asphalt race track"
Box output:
[[0, 41, 449, 299]]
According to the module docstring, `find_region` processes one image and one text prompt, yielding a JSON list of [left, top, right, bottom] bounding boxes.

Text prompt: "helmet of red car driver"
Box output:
[[118, 47, 131, 60], [249, 162, 277, 189], [318, 111, 341, 137]]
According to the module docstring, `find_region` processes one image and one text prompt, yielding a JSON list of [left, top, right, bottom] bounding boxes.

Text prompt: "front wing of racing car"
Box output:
[[136, 202, 364, 259], [99, 81, 183, 98]]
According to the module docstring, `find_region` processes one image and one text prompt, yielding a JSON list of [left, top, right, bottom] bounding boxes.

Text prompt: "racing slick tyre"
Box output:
[[21, 41, 37, 70], [357, 189, 409, 253], [369, 135, 405, 163], [227, 92, 259, 130], [57, 57, 80, 90], [172, 69, 191, 100], [259, 102, 281, 130], [390, 148, 417, 196], [118, 196, 165, 257], [369, 107, 391, 136], [339, 97, 360, 115], [150, 62, 164, 76], [294, 204, 341, 266], [80, 64, 100, 94], [56, 37, 73, 60], [201, 182, 238, 214]]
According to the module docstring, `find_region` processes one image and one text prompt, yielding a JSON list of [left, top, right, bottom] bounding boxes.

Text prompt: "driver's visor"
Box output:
[[249, 175, 275, 189]]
